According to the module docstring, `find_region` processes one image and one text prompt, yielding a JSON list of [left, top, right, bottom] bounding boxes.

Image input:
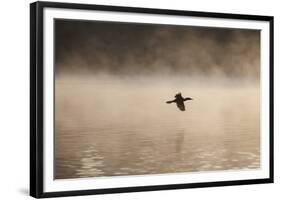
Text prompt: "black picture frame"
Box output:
[[30, 1, 274, 198]]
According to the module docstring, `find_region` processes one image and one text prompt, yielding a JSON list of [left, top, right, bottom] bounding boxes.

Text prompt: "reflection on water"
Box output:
[[55, 77, 260, 179]]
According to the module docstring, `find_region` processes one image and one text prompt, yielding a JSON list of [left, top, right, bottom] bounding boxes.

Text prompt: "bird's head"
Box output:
[[175, 92, 182, 98]]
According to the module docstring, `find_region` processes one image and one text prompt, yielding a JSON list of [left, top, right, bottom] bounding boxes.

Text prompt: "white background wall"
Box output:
[[0, 0, 279, 199]]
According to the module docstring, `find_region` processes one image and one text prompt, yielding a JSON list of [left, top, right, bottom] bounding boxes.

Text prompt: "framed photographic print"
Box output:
[[30, 1, 274, 198]]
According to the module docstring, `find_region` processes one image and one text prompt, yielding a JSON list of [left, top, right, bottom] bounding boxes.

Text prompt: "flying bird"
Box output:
[[166, 93, 193, 111]]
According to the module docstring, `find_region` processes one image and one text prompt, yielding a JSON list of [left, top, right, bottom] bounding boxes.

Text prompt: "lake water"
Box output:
[[54, 76, 260, 179]]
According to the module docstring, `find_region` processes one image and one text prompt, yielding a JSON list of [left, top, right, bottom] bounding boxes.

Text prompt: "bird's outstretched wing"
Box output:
[[183, 97, 193, 101], [166, 100, 176, 104]]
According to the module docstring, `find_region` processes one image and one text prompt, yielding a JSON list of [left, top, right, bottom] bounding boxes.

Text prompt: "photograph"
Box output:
[[30, 2, 273, 197], [54, 19, 261, 179]]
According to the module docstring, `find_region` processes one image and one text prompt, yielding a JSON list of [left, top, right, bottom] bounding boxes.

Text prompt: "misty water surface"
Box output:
[[54, 76, 260, 179]]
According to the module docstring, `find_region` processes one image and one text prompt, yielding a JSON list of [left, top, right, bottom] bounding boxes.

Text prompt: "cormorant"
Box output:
[[166, 93, 193, 111]]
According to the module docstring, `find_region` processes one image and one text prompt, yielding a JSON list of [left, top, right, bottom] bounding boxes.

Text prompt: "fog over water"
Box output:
[[55, 20, 260, 79], [54, 20, 260, 179]]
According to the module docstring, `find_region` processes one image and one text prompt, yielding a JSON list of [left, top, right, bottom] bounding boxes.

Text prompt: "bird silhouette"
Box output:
[[166, 93, 193, 111]]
